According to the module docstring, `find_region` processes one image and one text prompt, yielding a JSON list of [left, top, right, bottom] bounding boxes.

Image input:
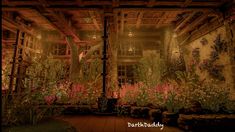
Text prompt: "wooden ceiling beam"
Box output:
[[136, 12, 143, 29], [189, 1, 223, 7], [174, 11, 197, 32], [75, 0, 83, 6], [83, 1, 112, 6], [2, 7, 35, 11], [36, 0, 81, 42], [47, 11, 81, 42], [2, 16, 36, 36], [2, 0, 224, 7], [147, 0, 156, 8], [177, 12, 210, 36], [112, 0, 120, 7], [2, 24, 17, 33], [116, 8, 211, 13]]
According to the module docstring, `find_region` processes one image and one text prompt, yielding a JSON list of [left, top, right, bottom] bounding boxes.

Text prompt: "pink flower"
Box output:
[[155, 83, 179, 102], [44, 95, 56, 105]]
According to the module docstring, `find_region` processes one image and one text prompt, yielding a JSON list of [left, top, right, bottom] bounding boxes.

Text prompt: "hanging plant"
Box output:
[[208, 65, 225, 81], [200, 38, 208, 46], [192, 48, 200, 64], [209, 50, 219, 61], [211, 34, 228, 53], [199, 34, 227, 81]]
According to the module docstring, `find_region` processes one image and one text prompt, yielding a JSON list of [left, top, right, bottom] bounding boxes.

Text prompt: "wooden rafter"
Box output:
[[155, 12, 165, 28], [120, 11, 124, 34], [177, 12, 210, 36], [35, 0, 81, 42], [88, 11, 100, 31], [174, 11, 197, 32], [2, 24, 17, 33], [48, 11, 81, 41], [182, 0, 192, 8], [2, 16, 36, 36], [136, 12, 143, 29]]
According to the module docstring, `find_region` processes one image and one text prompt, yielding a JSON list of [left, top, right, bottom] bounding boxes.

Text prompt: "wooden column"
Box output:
[[225, 20, 235, 95]]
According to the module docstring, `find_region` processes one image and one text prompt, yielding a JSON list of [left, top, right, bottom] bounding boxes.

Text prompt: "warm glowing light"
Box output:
[[36, 50, 42, 53], [37, 34, 42, 39], [92, 35, 97, 39], [173, 32, 177, 38], [128, 46, 133, 52], [128, 31, 133, 37]]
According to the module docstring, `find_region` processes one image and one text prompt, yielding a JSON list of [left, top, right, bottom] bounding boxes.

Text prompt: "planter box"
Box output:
[[63, 105, 92, 115], [162, 111, 179, 126], [178, 114, 235, 131], [116, 105, 131, 116], [130, 106, 150, 118], [149, 109, 162, 122]]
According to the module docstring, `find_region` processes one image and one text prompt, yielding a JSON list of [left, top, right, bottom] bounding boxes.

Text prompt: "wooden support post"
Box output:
[[9, 30, 20, 95], [136, 12, 143, 29], [102, 16, 108, 95], [15, 32, 26, 93]]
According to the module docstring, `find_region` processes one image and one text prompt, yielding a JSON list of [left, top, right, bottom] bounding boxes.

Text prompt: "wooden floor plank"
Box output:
[[90, 116, 107, 132], [115, 116, 127, 132], [56, 115, 183, 132], [103, 116, 115, 132]]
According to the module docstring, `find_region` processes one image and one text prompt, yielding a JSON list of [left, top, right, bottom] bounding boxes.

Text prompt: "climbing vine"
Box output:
[[199, 34, 227, 81]]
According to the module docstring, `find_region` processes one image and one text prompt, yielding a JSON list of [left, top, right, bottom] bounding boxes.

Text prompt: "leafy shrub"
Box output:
[[175, 70, 231, 113], [2, 55, 67, 126]]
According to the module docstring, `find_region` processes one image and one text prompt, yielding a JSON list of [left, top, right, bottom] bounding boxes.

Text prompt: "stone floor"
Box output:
[[56, 115, 183, 132]]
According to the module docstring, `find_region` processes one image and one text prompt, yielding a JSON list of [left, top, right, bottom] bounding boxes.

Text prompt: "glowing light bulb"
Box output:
[[173, 33, 177, 38], [128, 47, 133, 52], [37, 34, 42, 39], [92, 35, 97, 39], [128, 31, 133, 37]]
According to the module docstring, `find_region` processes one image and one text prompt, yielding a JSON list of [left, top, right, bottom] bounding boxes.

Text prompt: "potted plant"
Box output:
[[155, 83, 181, 126]]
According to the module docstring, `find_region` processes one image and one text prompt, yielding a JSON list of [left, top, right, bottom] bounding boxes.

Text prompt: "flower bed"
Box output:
[[130, 106, 150, 118], [178, 114, 235, 131], [116, 105, 131, 116], [149, 108, 162, 122]]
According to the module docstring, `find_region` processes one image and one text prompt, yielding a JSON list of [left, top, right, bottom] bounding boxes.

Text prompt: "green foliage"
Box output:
[[81, 57, 102, 83], [98, 95, 108, 112], [27, 55, 68, 89], [116, 105, 131, 116], [83, 84, 101, 105], [136, 85, 149, 107], [174, 70, 231, 113], [121, 91, 137, 105], [192, 80, 230, 112], [80, 57, 102, 105], [198, 34, 227, 81], [135, 53, 165, 88], [2, 54, 12, 90], [2, 55, 67, 126], [2, 90, 53, 126], [2, 119, 76, 132]]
